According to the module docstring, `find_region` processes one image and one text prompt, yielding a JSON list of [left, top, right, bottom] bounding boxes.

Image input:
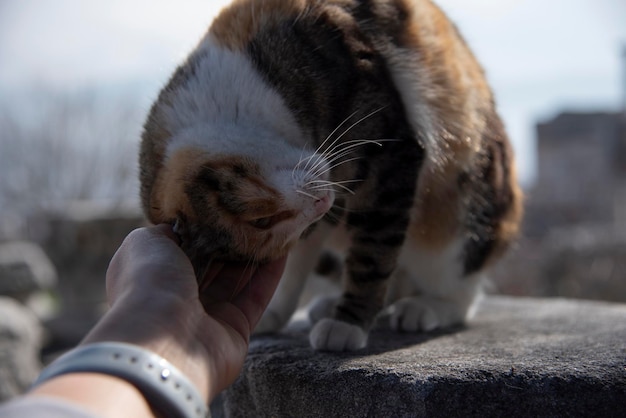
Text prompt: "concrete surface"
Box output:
[[211, 296, 626, 418]]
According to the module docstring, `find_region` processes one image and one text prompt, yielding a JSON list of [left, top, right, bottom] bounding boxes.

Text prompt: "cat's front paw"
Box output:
[[309, 318, 367, 351], [254, 310, 287, 334], [388, 297, 466, 332]]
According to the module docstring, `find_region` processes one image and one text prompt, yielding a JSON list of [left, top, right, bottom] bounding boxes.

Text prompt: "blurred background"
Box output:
[[0, 0, 625, 399]]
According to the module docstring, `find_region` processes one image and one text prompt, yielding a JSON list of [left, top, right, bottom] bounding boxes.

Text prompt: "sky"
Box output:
[[1, 0, 625, 187]]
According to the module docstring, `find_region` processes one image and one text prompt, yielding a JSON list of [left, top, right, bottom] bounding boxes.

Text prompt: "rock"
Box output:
[[212, 296, 626, 418], [0, 297, 43, 401], [0, 241, 57, 300]]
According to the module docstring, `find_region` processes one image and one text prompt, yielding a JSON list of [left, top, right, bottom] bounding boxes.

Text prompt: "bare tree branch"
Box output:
[[0, 90, 142, 237]]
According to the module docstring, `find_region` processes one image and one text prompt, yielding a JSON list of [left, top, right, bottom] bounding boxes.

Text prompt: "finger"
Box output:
[[199, 264, 255, 306], [105, 226, 155, 299], [151, 223, 181, 245], [107, 225, 196, 302], [115, 225, 182, 266], [230, 256, 287, 331], [199, 261, 225, 293], [200, 257, 286, 344]]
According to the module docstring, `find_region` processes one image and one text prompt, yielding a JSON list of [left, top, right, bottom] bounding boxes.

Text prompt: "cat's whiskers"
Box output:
[[306, 179, 363, 195], [312, 186, 354, 196], [299, 156, 364, 198], [306, 179, 363, 187], [302, 109, 361, 172], [320, 107, 385, 156], [323, 106, 384, 147], [303, 107, 385, 176], [307, 137, 400, 184], [293, 141, 312, 180], [295, 189, 320, 201], [308, 139, 402, 189], [311, 156, 364, 180], [319, 137, 400, 164], [293, 112, 399, 219], [308, 139, 383, 179]]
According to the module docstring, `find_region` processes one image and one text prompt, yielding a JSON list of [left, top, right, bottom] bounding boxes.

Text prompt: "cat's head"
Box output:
[[149, 136, 334, 268]]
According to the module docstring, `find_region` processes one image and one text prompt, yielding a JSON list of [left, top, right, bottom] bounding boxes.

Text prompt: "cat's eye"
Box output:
[[248, 210, 295, 230], [249, 216, 273, 230]]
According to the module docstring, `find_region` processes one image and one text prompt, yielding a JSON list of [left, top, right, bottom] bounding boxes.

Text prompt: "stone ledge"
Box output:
[[212, 296, 626, 418]]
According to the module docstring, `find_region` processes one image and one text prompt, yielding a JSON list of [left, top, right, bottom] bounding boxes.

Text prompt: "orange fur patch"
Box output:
[[206, 156, 284, 220], [151, 148, 287, 225], [140, 109, 173, 222], [391, 0, 509, 251], [150, 147, 207, 223], [399, 0, 492, 165], [409, 164, 462, 250]]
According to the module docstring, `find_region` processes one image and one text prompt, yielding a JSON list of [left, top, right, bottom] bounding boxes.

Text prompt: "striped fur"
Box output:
[[139, 0, 523, 351]]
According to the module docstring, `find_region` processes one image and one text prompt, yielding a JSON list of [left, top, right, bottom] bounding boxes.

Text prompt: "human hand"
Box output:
[[84, 224, 286, 401]]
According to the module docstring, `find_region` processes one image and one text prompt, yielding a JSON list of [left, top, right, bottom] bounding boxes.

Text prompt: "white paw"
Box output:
[[254, 310, 287, 334], [388, 297, 443, 332], [389, 298, 439, 332], [307, 296, 337, 325], [309, 318, 368, 351]]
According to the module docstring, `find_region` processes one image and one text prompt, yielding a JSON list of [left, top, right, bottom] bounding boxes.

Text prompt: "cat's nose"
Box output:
[[314, 192, 334, 217]]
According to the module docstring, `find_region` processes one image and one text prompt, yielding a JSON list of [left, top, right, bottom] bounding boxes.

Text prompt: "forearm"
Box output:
[[28, 373, 157, 418], [80, 292, 213, 400], [2, 225, 285, 418], [23, 296, 214, 418]]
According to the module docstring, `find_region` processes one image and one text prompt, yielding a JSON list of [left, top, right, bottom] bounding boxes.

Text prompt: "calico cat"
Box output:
[[139, 0, 523, 351]]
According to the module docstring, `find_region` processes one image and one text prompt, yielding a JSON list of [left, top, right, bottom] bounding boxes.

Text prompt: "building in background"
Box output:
[[490, 46, 626, 302], [525, 111, 626, 236]]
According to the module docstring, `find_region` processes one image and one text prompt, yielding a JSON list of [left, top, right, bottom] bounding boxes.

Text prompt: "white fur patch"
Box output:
[[388, 297, 441, 332], [160, 38, 336, 235], [255, 223, 332, 333], [378, 46, 440, 161], [162, 38, 306, 162], [309, 318, 367, 351], [391, 237, 484, 326]]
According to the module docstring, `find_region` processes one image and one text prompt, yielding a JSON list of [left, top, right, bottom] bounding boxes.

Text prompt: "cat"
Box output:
[[139, 0, 523, 351]]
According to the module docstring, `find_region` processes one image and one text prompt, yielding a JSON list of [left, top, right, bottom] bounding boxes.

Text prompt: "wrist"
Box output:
[[31, 343, 209, 418], [82, 292, 214, 401]]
